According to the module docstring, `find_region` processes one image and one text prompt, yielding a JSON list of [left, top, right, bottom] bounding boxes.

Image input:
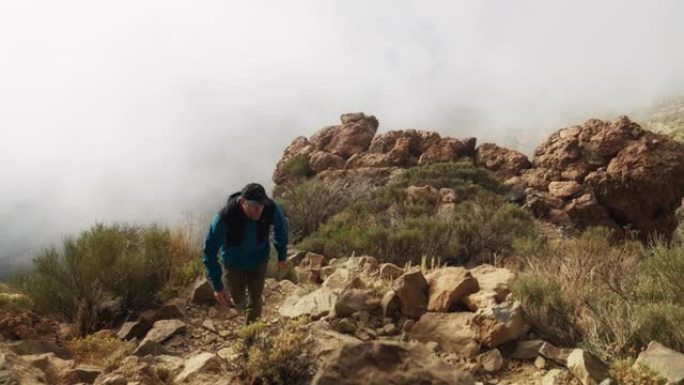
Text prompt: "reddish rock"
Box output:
[[418, 137, 476, 165], [325, 113, 379, 159], [309, 151, 346, 173], [475, 143, 532, 180]]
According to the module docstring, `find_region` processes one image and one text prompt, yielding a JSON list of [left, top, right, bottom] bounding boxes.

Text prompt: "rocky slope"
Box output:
[[273, 113, 684, 240]]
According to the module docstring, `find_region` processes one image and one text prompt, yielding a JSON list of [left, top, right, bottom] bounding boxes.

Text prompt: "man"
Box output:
[[202, 182, 289, 324]]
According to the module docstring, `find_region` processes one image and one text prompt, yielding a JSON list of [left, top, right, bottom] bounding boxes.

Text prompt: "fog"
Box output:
[[1, 0, 684, 276]]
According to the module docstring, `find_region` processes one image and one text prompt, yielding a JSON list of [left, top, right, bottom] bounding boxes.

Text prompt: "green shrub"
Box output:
[[67, 332, 136, 368], [232, 319, 316, 385], [278, 179, 363, 243], [281, 153, 313, 179], [14, 223, 177, 334], [394, 161, 502, 195]]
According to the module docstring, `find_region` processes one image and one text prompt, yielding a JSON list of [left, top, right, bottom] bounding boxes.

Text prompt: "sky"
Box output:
[[1, 0, 684, 274]]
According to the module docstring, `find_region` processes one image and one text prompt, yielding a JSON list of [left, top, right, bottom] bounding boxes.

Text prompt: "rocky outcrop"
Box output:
[[636, 341, 684, 384], [525, 116, 684, 239], [274, 113, 684, 239], [312, 341, 475, 385]]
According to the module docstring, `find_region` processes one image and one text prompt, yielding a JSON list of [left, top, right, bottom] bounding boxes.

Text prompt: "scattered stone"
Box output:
[[116, 321, 150, 341], [201, 320, 216, 333], [133, 340, 168, 357], [174, 352, 223, 383], [511, 340, 545, 360], [542, 369, 565, 385], [334, 289, 375, 317], [379, 263, 404, 280], [472, 300, 528, 348], [425, 267, 479, 312], [73, 365, 103, 383], [468, 265, 516, 303], [312, 340, 475, 385], [381, 323, 398, 336], [408, 312, 480, 358], [155, 300, 185, 321], [190, 278, 216, 305], [539, 342, 573, 366], [477, 349, 504, 373], [279, 287, 337, 319], [392, 268, 428, 319], [140, 319, 187, 345], [635, 341, 684, 385], [567, 349, 610, 385], [381, 290, 400, 319], [335, 318, 357, 334], [535, 355, 547, 369]]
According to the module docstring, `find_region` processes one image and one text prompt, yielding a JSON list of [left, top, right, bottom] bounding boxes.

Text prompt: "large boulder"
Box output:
[[369, 129, 441, 156], [532, 116, 684, 239], [391, 268, 429, 319], [323, 113, 379, 159], [312, 341, 475, 385], [309, 150, 346, 173], [467, 264, 516, 303], [472, 300, 528, 348], [334, 289, 377, 318], [425, 267, 479, 312], [0, 348, 48, 385], [567, 349, 610, 385], [408, 312, 480, 358]]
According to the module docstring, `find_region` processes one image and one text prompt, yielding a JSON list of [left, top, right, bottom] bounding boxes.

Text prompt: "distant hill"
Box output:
[[634, 96, 684, 142]]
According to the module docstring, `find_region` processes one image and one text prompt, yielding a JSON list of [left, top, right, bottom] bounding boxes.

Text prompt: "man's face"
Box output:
[[239, 198, 264, 220]]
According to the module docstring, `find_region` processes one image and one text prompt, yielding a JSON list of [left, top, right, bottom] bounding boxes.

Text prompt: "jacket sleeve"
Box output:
[[272, 204, 289, 262], [202, 213, 225, 292]]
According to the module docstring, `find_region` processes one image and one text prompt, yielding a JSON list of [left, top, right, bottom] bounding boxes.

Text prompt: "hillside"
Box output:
[[2, 112, 684, 385]]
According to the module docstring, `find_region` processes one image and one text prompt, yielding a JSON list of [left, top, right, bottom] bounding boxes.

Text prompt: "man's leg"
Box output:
[[244, 262, 268, 324], [224, 266, 247, 309]]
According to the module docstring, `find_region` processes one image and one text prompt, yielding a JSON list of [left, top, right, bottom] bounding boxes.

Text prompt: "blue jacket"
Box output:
[[201, 203, 288, 292]]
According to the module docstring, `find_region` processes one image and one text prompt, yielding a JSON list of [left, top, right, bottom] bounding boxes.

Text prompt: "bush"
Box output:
[[298, 191, 535, 266], [394, 161, 502, 195], [14, 223, 180, 334], [66, 332, 136, 367], [232, 319, 316, 385], [514, 227, 684, 359], [281, 153, 313, 179], [278, 179, 366, 243]]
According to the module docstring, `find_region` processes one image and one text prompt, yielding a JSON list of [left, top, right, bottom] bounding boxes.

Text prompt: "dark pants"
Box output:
[[223, 262, 268, 324]]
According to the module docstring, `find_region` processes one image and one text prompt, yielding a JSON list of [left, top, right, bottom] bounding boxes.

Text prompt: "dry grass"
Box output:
[[611, 359, 667, 385], [66, 332, 136, 368], [513, 227, 684, 360]]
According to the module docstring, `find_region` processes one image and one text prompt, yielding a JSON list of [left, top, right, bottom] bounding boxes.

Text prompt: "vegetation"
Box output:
[[66, 331, 136, 367], [611, 359, 667, 385], [13, 223, 199, 334], [295, 162, 534, 266], [280, 153, 314, 179], [232, 319, 316, 385], [513, 227, 684, 360]]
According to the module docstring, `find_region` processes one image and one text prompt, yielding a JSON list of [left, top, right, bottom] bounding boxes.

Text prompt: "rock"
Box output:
[[5, 339, 71, 359], [511, 340, 545, 360], [468, 265, 515, 303], [425, 267, 479, 312], [542, 369, 566, 385], [408, 312, 480, 358], [133, 339, 168, 357], [462, 291, 498, 312], [116, 321, 150, 341], [567, 349, 610, 385], [405, 185, 441, 208], [475, 143, 531, 180], [278, 279, 305, 296], [174, 352, 223, 383], [155, 299, 185, 321], [535, 355, 547, 369], [201, 320, 216, 333], [74, 365, 103, 383], [140, 319, 187, 345], [296, 252, 326, 284], [279, 287, 337, 319], [381, 323, 398, 336], [153, 354, 185, 376], [534, 116, 684, 239], [309, 320, 363, 356], [334, 289, 375, 318], [94, 356, 165, 385], [272, 136, 314, 184], [309, 150, 346, 173], [472, 300, 528, 348], [22, 353, 79, 385], [635, 341, 684, 385], [419, 137, 476, 165], [190, 278, 216, 305], [335, 318, 357, 334], [381, 290, 401, 319], [369, 129, 441, 156], [379, 263, 404, 280], [477, 349, 503, 373], [311, 341, 475, 385], [548, 181, 582, 198], [322, 268, 355, 291], [392, 268, 429, 319], [539, 341, 573, 366], [0, 348, 48, 385], [323, 113, 378, 159]]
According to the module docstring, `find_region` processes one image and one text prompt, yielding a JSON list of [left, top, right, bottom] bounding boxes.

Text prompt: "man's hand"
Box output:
[[278, 260, 288, 270], [214, 289, 231, 307]]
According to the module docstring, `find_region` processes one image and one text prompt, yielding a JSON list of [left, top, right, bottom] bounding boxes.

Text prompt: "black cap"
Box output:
[[240, 183, 268, 204]]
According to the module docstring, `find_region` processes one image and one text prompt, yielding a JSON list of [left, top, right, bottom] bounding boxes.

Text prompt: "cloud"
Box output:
[[1, 0, 683, 267]]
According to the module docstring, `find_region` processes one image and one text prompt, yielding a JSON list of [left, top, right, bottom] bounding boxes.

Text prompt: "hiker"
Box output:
[[201, 182, 289, 324]]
